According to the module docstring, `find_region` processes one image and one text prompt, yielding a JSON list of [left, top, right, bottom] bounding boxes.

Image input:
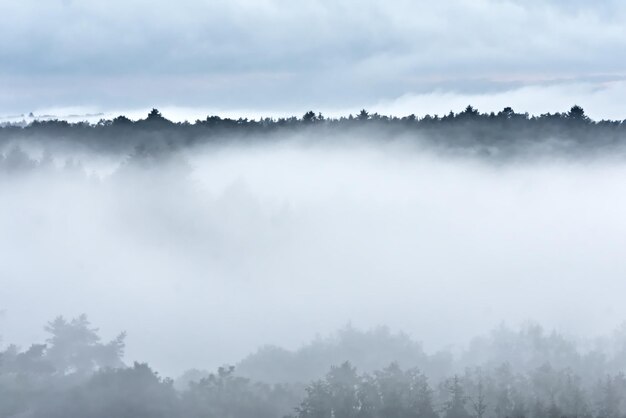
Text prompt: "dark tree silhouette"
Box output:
[[44, 314, 126, 376]]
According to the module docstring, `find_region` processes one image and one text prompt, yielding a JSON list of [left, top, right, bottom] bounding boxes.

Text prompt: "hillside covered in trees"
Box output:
[[2, 107, 626, 418], [4, 316, 626, 418], [1, 106, 625, 159]]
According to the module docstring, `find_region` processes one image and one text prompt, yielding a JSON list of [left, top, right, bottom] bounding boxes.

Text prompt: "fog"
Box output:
[[2, 136, 626, 377]]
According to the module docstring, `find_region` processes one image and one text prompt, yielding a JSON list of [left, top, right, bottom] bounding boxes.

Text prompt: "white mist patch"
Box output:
[[1, 141, 626, 376]]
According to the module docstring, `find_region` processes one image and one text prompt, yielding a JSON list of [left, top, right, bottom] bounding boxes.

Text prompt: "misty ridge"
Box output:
[[4, 314, 626, 418], [3, 106, 626, 417], [1, 105, 626, 159]]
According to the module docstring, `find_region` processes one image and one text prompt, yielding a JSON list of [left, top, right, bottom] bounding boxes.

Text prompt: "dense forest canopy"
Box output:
[[3, 316, 626, 418], [1, 106, 624, 158]]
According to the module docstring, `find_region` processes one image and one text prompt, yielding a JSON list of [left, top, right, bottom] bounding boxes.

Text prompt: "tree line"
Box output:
[[1, 106, 625, 158], [3, 315, 626, 417]]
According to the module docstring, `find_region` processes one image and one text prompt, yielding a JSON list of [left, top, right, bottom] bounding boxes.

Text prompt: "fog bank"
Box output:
[[1, 139, 625, 375]]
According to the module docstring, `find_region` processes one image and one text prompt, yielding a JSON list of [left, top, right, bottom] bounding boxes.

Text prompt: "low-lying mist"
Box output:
[[2, 136, 626, 376]]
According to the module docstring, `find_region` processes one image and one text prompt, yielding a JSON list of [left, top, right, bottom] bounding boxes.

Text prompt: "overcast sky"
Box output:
[[2, 0, 626, 119]]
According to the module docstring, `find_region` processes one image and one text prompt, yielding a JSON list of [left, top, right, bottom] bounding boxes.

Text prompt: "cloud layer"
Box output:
[[1, 0, 626, 116]]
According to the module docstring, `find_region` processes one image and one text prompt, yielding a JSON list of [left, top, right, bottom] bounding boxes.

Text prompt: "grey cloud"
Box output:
[[1, 0, 626, 113]]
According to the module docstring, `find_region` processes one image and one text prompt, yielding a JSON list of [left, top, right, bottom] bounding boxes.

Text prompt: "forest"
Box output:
[[3, 315, 626, 418], [1, 106, 625, 158], [4, 0, 625, 417], [2, 108, 626, 417]]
